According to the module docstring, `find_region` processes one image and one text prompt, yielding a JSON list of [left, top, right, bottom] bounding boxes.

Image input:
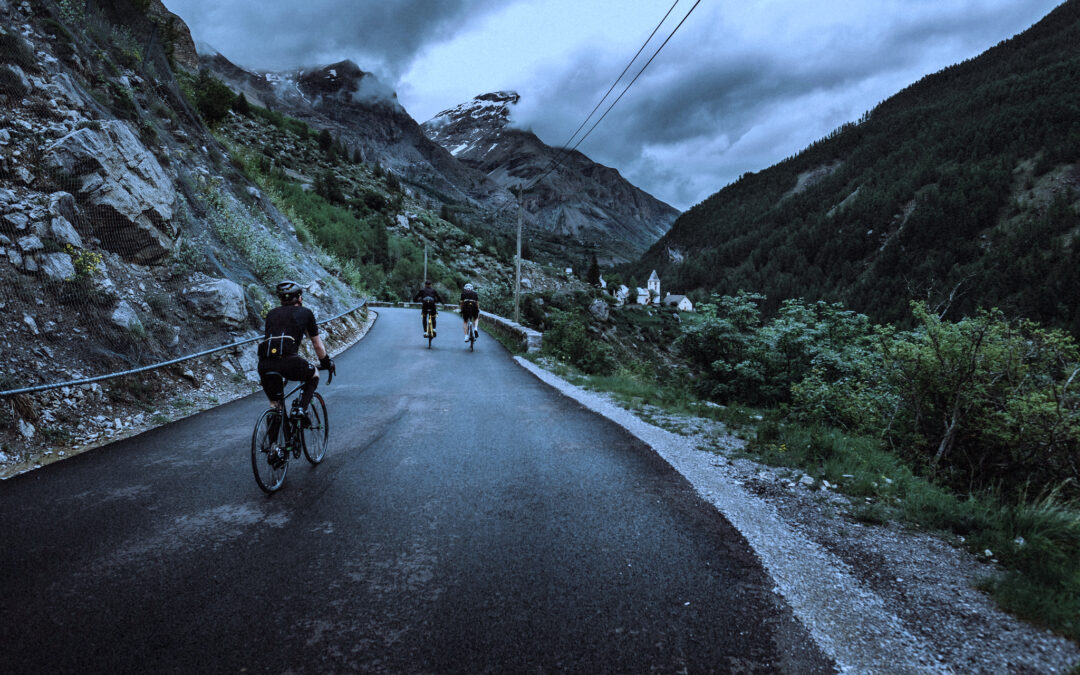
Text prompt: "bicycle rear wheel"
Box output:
[[427, 314, 434, 349], [252, 409, 288, 493], [302, 393, 329, 464], [468, 319, 475, 351]]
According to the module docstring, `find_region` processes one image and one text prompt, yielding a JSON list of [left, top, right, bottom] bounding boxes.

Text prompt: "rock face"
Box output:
[[182, 277, 248, 328], [201, 55, 502, 209], [146, 0, 199, 72], [45, 121, 176, 263], [422, 92, 680, 262]]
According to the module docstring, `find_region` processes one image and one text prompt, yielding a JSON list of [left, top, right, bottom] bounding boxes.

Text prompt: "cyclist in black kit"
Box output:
[[257, 280, 336, 427], [460, 282, 480, 341], [412, 280, 444, 337]]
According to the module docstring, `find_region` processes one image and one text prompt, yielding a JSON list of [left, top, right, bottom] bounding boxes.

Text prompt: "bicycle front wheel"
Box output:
[[302, 393, 329, 464], [252, 409, 288, 493]]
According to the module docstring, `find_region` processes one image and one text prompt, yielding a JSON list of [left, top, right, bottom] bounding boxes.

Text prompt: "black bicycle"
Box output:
[[251, 375, 330, 493], [465, 316, 477, 351]]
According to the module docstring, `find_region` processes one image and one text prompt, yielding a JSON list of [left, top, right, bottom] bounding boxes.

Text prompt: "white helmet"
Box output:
[[464, 283, 474, 291]]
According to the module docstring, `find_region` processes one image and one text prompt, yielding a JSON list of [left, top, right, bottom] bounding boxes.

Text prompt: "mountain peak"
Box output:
[[425, 91, 520, 135]]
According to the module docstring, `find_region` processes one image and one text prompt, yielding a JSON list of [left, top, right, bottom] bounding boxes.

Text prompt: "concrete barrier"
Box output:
[[367, 302, 542, 353]]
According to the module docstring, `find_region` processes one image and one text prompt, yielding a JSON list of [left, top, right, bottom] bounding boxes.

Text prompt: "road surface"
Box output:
[[0, 307, 833, 672]]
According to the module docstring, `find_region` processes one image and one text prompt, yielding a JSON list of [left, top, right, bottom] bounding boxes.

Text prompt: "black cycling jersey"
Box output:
[[257, 302, 320, 406], [413, 287, 444, 311], [258, 304, 318, 359], [460, 289, 479, 321]]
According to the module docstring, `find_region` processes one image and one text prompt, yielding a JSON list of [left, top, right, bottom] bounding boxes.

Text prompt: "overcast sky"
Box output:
[[163, 0, 1062, 211]]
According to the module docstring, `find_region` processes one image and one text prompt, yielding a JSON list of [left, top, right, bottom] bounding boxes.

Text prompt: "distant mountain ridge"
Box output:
[[200, 53, 508, 211], [632, 0, 1080, 330], [423, 91, 679, 263]]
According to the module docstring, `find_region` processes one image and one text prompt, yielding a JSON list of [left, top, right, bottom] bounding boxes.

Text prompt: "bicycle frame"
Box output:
[[251, 372, 330, 493]]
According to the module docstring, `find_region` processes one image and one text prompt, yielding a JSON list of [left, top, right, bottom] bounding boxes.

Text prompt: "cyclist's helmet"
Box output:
[[276, 279, 303, 302], [464, 283, 474, 291]]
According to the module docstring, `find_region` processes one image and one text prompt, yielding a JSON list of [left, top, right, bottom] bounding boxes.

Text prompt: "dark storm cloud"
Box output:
[[163, 0, 503, 74], [164, 0, 1064, 209], [516, 0, 1063, 208]]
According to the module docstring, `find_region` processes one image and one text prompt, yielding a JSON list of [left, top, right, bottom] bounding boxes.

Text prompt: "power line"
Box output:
[[547, 0, 683, 169], [491, 0, 699, 223], [524, 0, 703, 193]]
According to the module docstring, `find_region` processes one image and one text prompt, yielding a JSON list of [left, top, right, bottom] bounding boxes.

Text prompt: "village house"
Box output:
[[611, 272, 692, 311], [663, 294, 694, 312]]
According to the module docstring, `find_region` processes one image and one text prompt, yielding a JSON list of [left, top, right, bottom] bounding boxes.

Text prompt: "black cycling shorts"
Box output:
[[258, 355, 317, 401], [461, 304, 479, 321]]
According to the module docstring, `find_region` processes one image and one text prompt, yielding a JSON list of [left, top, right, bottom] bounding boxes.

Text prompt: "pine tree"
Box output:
[[232, 92, 250, 116], [587, 253, 601, 287]]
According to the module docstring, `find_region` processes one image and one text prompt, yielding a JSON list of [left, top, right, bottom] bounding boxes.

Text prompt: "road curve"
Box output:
[[0, 307, 833, 673]]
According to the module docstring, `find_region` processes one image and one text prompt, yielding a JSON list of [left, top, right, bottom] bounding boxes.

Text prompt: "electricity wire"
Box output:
[[522, 0, 703, 195], [543, 0, 683, 175]]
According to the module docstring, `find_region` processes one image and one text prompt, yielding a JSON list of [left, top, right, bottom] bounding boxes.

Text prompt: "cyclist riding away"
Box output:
[[460, 282, 480, 341], [257, 280, 336, 429], [413, 280, 444, 337]]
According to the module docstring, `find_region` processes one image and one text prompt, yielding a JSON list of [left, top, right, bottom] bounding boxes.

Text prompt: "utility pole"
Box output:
[[423, 240, 428, 283], [514, 185, 522, 325]]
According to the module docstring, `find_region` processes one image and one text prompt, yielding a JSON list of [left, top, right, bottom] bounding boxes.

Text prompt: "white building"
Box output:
[[663, 294, 694, 312], [647, 270, 660, 303]]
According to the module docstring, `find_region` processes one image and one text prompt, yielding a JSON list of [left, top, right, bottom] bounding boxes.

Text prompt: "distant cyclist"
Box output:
[[460, 282, 480, 341], [256, 280, 335, 428], [412, 280, 444, 337]]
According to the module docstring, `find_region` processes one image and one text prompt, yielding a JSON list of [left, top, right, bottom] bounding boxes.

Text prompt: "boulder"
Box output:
[[2, 212, 29, 232], [48, 216, 82, 248], [587, 298, 609, 321], [234, 347, 260, 383], [183, 278, 247, 328], [45, 121, 176, 263], [92, 273, 120, 301], [110, 301, 141, 330], [16, 235, 42, 252], [48, 191, 77, 223], [39, 252, 75, 281]]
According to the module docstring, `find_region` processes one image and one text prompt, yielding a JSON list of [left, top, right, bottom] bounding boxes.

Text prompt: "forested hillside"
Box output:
[[634, 0, 1080, 330]]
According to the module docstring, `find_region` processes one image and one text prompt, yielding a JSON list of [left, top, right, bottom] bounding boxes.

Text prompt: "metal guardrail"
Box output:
[[0, 300, 368, 398]]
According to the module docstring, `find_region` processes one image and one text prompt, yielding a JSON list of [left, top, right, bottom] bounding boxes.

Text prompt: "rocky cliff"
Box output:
[[200, 53, 511, 213], [0, 0, 361, 468], [423, 92, 680, 263]]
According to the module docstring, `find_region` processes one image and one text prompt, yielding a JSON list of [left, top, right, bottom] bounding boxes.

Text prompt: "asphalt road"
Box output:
[[0, 307, 833, 673]]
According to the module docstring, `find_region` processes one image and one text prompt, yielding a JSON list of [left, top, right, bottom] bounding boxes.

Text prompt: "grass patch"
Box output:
[[749, 415, 1080, 642]]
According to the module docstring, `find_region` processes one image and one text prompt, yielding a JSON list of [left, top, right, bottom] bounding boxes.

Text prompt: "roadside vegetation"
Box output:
[[631, 1, 1080, 334], [527, 288, 1080, 642]]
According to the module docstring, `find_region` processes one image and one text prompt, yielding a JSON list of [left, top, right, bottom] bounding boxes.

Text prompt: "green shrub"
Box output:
[[186, 69, 235, 125], [233, 92, 250, 116], [881, 303, 1080, 497], [56, 0, 85, 25], [542, 308, 616, 375]]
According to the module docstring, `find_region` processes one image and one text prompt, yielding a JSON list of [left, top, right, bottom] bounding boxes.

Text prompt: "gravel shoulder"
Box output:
[[516, 357, 1080, 674]]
